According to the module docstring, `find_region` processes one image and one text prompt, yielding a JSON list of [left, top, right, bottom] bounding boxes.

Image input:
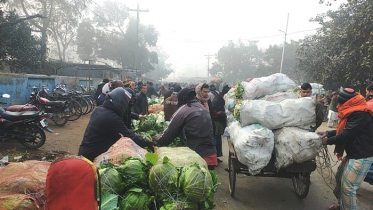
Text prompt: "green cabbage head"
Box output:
[[116, 158, 147, 188], [148, 162, 179, 198], [99, 168, 123, 194], [119, 188, 153, 210], [179, 165, 213, 202]]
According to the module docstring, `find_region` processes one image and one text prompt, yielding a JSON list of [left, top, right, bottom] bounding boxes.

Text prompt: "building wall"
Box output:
[[0, 73, 101, 106]]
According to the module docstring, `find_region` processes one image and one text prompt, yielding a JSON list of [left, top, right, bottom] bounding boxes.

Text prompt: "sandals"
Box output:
[[329, 205, 340, 210]]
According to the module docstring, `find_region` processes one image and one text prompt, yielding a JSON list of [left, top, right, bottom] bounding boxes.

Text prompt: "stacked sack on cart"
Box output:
[[224, 73, 322, 175]]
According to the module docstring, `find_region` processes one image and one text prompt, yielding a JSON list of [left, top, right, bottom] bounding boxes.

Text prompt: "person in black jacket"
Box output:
[[78, 88, 152, 162], [94, 78, 109, 102], [211, 85, 230, 163], [123, 88, 147, 128], [318, 88, 373, 210], [156, 88, 217, 170], [147, 82, 159, 98], [134, 85, 148, 115]]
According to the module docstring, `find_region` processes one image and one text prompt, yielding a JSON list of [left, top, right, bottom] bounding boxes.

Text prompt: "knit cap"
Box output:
[[337, 88, 357, 104]]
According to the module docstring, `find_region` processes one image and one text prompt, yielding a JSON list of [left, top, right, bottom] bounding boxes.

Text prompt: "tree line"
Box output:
[[1, 0, 373, 87], [210, 0, 373, 89], [0, 0, 172, 81]]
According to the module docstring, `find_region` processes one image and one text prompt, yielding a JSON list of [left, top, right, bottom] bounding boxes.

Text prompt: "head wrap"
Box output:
[[177, 88, 196, 107], [337, 88, 357, 104], [103, 88, 130, 117], [195, 83, 210, 112]]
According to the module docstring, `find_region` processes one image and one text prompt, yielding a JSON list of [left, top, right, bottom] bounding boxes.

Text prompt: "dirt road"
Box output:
[[0, 116, 372, 210], [0, 113, 91, 155]]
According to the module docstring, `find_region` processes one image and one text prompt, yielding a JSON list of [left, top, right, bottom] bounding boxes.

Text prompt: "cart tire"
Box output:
[[292, 172, 310, 199], [228, 152, 236, 197]]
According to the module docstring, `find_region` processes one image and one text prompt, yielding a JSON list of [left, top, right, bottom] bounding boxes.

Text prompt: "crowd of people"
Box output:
[[84, 78, 231, 169], [83, 78, 373, 210]]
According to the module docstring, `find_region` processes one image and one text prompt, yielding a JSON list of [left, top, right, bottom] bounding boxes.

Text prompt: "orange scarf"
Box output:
[[334, 93, 373, 160]]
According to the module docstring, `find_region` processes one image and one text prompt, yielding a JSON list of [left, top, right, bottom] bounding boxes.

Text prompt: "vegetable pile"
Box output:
[[98, 152, 219, 210], [133, 113, 182, 147]]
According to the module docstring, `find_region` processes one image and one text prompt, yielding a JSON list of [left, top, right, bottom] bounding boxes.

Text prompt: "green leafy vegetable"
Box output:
[[146, 152, 159, 166], [235, 81, 244, 99], [179, 164, 213, 202], [148, 162, 179, 198], [100, 191, 118, 210], [209, 170, 219, 193], [160, 193, 199, 210], [119, 188, 154, 210], [200, 193, 216, 210], [233, 102, 242, 121], [99, 168, 124, 194], [116, 158, 147, 189], [139, 132, 152, 141]]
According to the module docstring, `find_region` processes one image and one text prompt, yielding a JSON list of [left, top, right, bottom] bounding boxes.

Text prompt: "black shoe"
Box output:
[[217, 158, 223, 163]]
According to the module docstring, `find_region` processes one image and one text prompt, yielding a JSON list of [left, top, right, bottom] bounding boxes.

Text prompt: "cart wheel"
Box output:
[[292, 172, 310, 199], [228, 152, 236, 197]]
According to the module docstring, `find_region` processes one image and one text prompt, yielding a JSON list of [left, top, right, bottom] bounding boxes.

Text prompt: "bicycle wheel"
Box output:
[[67, 100, 82, 121]]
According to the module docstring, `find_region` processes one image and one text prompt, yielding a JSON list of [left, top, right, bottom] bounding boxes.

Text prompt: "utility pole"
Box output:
[[85, 59, 95, 91], [204, 54, 213, 77], [280, 13, 289, 74], [129, 4, 149, 82]]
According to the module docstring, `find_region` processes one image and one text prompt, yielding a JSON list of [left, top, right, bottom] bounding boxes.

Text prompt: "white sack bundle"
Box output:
[[227, 121, 241, 141], [274, 127, 322, 169], [224, 87, 236, 113], [233, 124, 274, 175], [240, 97, 316, 130], [258, 91, 298, 102], [241, 73, 296, 100]]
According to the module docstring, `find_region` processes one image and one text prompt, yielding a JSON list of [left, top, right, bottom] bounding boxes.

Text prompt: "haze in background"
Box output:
[[107, 0, 346, 79]]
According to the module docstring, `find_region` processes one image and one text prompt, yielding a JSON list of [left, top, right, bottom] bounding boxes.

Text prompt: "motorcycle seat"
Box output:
[[45, 101, 65, 106], [6, 104, 38, 112], [0, 111, 41, 121]]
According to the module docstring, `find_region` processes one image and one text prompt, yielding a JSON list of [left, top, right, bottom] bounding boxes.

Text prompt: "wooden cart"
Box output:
[[226, 137, 316, 199]]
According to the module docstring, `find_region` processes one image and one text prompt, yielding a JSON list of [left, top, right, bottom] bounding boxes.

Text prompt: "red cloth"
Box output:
[[367, 99, 373, 111], [203, 154, 218, 166]]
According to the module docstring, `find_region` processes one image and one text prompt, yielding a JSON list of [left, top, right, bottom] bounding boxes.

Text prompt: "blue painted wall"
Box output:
[[0, 74, 100, 106]]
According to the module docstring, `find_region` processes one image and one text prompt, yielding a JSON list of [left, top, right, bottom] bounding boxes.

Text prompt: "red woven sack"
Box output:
[[46, 156, 98, 210]]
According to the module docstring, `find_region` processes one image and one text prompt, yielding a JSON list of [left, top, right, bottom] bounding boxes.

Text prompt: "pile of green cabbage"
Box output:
[[98, 156, 154, 210], [148, 160, 219, 209], [98, 153, 219, 210]]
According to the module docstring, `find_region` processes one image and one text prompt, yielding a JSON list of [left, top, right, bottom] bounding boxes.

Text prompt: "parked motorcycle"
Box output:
[[0, 94, 52, 149], [7, 86, 69, 126]]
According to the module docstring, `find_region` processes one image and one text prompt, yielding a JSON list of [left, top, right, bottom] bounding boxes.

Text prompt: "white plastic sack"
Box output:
[[242, 73, 297, 100], [274, 127, 322, 168], [240, 97, 316, 130], [224, 88, 236, 113], [233, 124, 274, 175], [310, 83, 325, 95], [257, 90, 298, 102], [227, 121, 241, 140]]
